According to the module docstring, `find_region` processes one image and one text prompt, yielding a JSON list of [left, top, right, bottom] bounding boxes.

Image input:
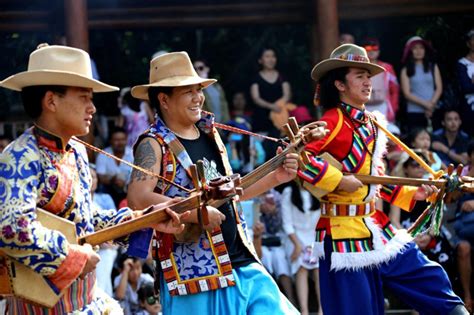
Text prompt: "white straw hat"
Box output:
[[131, 51, 216, 101], [0, 43, 118, 92]]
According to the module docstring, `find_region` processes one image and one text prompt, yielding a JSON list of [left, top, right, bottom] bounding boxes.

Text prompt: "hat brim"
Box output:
[[311, 59, 385, 82], [131, 76, 217, 101], [0, 70, 118, 92]]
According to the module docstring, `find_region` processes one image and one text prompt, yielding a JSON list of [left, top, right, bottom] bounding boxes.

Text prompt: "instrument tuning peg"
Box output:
[[282, 124, 296, 142], [288, 117, 299, 134]]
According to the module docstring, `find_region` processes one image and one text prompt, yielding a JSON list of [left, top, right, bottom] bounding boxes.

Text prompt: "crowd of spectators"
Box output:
[[1, 29, 474, 314]]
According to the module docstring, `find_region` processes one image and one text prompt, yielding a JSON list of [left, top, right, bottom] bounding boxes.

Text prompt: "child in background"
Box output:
[[258, 189, 295, 304], [407, 127, 445, 175], [282, 180, 322, 315], [114, 254, 154, 315], [136, 282, 163, 315], [226, 92, 265, 174]]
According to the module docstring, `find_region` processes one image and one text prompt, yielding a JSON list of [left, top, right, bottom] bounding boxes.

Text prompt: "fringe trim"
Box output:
[[365, 111, 388, 202], [330, 217, 412, 271], [313, 240, 325, 260]]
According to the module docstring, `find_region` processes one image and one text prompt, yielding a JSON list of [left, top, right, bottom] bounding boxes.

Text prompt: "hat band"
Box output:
[[336, 54, 370, 63]]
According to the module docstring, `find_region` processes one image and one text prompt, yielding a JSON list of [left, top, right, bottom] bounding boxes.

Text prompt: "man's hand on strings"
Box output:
[[337, 175, 364, 193], [414, 184, 439, 200], [202, 206, 226, 231], [144, 199, 191, 234], [301, 121, 329, 142], [274, 147, 299, 184]]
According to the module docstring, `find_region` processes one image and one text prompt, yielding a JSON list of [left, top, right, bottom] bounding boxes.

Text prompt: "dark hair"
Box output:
[[289, 180, 319, 213], [0, 134, 12, 142], [148, 86, 174, 116], [20, 85, 68, 119], [115, 253, 140, 270], [403, 43, 435, 77], [122, 89, 142, 112], [318, 67, 349, 110], [407, 127, 430, 147], [441, 106, 461, 121], [137, 281, 156, 303], [193, 58, 208, 66], [467, 140, 474, 156], [403, 149, 429, 168], [108, 126, 128, 142], [258, 47, 277, 59]]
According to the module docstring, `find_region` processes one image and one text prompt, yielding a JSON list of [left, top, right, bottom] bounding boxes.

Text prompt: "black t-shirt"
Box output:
[[178, 130, 255, 268], [251, 73, 286, 132]]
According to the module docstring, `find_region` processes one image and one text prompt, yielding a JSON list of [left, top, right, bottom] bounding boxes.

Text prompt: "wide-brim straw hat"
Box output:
[[0, 44, 118, 92], [311, 44, 385, 82], [132, 51, 216, 101]]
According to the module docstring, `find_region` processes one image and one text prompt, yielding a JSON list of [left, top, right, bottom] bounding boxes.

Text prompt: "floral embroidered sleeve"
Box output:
[[89, 202, 153, 259], [0, 138, 87, 292]]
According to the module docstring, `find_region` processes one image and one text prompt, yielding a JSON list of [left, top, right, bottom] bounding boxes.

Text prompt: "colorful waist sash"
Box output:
[[321, 200, 375, 217]]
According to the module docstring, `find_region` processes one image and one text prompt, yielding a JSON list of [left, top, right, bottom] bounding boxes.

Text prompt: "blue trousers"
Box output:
[[160, 262, 299, 315], [320, 239, 463, 315]]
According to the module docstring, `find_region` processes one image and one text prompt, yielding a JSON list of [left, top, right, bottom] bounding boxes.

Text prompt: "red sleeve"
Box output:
[[305, 108, 340, 155]]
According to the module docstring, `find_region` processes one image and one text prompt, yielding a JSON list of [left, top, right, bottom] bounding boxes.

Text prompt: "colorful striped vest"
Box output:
[[139, 112, 258, 296]]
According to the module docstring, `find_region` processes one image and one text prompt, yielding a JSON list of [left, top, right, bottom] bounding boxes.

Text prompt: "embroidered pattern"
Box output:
[[0, 127, 138, 313], [147, 114, 243, 296]]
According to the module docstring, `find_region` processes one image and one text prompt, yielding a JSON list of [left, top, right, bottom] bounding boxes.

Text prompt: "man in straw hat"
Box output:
[[127, 51, 320, 314], [296, 43, 468, 314], [0, 44, 188, 314]]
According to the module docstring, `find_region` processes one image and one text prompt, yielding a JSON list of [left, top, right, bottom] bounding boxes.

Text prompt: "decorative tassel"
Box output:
[[313, 83, 321, 107]]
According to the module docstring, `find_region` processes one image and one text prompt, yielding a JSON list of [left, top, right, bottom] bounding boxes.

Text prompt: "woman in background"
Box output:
[[400, 36, 442, 131]]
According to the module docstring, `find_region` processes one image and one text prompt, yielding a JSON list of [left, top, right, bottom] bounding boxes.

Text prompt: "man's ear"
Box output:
[[157, 93, 169, 110], [334, 80, 346, 92], [42, 91, 57, 113]]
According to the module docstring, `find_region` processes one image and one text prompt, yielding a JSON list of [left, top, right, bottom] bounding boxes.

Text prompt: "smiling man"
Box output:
[[298, 44, 468, 315], [127, 51, 309, 315], [0, 44, 186, 314]]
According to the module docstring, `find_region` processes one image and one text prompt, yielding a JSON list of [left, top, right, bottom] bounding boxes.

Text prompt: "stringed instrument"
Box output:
[[0, 117, 325, 309]]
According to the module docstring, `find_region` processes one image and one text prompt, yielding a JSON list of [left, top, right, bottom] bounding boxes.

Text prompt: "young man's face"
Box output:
[[442, 111, 462, 133], [52, 87, 96, 138], [161, 84, 205, 125], [336, 67, 372, 106]]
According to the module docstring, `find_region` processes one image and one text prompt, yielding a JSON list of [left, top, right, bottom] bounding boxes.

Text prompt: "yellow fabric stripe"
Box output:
[[392, 186, 417, 212], [320, 108, 344, 151]]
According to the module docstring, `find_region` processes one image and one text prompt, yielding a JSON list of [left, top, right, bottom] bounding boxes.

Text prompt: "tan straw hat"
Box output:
[[131, 51, 216, 100], [311, 44, 385, 82], [0, 43, 118, 92]]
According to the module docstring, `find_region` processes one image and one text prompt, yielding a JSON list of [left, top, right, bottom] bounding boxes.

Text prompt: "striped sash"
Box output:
[[7, 272, 96, 314]]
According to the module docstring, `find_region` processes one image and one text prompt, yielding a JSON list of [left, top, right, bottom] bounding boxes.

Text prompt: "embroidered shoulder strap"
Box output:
[[154, 136, 177, 194]]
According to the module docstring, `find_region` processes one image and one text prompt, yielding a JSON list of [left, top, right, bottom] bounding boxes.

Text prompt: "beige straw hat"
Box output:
[[131, 51, 216, 101], [0, 43, 118, 92], [311, 44, 385, 82]]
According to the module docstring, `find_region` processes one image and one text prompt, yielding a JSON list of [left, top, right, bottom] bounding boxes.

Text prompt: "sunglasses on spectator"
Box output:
[[194, 65, 205, 71], [146, 295, 160, 305]]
